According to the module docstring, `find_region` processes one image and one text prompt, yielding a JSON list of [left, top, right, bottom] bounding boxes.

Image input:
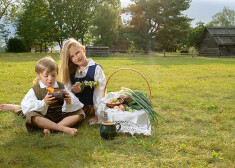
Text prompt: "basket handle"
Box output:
[[103, 68, 152, 103]]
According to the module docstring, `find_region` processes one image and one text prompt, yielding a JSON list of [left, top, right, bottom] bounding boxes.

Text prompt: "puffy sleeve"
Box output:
[[93, 65, 106, 115], [21, 88, 48, 115], [65, 82, 72, 92], [62, 87, 84, 112]]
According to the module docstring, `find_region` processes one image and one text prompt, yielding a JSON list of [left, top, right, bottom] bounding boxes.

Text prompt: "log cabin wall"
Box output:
[[197, 27, 235, 57], [198, 33, 219, 57]]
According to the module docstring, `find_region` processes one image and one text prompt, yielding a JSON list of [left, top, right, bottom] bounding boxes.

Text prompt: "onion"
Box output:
[[119, 104, 125, 111]]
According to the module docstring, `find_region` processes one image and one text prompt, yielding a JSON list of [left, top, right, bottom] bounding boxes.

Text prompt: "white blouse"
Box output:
[[21, 81, 84, 115], [65, 58, 106, 116]]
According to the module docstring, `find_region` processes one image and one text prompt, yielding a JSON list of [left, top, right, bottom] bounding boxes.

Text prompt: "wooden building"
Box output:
[[197, 27, 235, 57], [85, 46, 109, 57]]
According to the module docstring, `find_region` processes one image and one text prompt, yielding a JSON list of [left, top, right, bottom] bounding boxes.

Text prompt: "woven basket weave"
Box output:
[[103, 68, 152, 103]]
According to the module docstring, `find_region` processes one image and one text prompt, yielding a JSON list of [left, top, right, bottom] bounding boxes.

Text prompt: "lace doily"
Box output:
[[98, 92, 151, 136]]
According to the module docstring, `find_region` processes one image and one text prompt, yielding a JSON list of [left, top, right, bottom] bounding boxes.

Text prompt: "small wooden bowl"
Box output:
[[50, 90, 65, 101], [106, 98, 124, 108]]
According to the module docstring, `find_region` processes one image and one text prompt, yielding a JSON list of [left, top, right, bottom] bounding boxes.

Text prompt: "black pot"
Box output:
[[100, 122, 121, 140]]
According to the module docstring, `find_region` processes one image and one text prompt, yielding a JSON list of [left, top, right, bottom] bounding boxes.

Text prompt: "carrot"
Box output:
[[46, 87, 55, 93]]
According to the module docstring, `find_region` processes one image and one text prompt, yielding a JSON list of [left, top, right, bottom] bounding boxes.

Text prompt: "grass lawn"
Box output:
[[0, 52, 234, 167]]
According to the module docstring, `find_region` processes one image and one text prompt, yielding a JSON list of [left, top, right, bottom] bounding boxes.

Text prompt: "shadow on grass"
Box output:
[[0, 114, 159, 167]]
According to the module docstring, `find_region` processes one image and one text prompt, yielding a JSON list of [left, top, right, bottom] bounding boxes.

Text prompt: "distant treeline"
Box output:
[[1, 0, 234, 53]]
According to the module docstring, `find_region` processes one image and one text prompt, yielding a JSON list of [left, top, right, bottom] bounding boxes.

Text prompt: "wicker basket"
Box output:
[[100, 68, 152, 135], [103, 68, 152, 103]]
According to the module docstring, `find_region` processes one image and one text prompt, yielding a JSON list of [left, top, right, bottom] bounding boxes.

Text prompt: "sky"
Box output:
[[121, 0, 235, 27]]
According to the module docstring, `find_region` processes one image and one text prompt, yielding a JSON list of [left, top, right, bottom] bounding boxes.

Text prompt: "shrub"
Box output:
[[7, 38, 28, 52]]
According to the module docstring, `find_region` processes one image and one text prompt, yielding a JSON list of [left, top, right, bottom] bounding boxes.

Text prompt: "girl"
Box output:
[[61, 38, 106, 123], [21, 56, 85, 135]]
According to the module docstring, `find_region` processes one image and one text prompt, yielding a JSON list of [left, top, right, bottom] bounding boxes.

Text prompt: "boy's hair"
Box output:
[[34, 56, 58, 84], [60, 38, 85, 85]]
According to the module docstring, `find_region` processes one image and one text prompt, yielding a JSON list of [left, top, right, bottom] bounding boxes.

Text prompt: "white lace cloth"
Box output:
[[97, 92, 151, 136]]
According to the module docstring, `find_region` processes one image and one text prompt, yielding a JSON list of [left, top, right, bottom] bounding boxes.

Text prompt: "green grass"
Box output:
[[0, 52, 234, 167]]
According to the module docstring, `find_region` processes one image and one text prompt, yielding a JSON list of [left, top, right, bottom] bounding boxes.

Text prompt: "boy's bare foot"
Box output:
[[0, 104, 21, 112], [63, 127, 78, 135], [88, 115, 98, 123], [44, 129, 51, 135]]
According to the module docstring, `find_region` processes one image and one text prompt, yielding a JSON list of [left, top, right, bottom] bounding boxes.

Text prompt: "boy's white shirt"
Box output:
[[21, 81, 84, 115], [65, 58, 106, 115]]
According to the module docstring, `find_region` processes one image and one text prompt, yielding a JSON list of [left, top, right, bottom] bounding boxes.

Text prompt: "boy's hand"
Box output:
[[44, 91, 57, 105], [71, 84, 81, 94], [64, 90, 71, 104]]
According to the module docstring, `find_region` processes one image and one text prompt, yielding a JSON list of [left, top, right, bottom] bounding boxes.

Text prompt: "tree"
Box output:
[[65, 0, 95, 45], [91, 0, 122, 48], [0, 0, 19, 21], [177, 21, 191, 50], [47, 0, 96, 49], [156, 19, 191, 51], [46, 0, 67, 49], [208, 7, 235, 27], [0, 0, 21, 44], [187, 21, 205, 49], [16, 0, 52, 52], [124, 0, 191, 52]]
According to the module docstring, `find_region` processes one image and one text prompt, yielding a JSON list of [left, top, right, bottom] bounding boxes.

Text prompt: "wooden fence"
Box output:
[[85, 47, 198, 57], [109, 50, 198, 57]]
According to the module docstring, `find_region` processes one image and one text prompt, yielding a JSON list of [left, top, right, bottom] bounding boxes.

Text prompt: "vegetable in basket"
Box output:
[[120, 87, 165, 126]]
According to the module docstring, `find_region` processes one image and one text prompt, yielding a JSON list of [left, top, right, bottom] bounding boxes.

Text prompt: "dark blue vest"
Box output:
[[70, 64, 97, 105]]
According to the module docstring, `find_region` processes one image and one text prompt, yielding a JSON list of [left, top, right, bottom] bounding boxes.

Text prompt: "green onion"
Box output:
[[121, 88, 165, 126]]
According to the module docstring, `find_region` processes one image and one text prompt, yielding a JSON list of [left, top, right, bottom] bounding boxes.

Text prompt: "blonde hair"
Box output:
[[60, 38, 85, 85], [33, 56, 58, 84]]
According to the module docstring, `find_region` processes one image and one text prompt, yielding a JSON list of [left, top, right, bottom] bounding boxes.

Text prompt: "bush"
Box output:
[[7, 38, 28, 52]]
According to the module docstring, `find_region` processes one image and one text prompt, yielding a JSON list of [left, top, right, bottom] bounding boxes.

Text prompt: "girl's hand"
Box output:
[[64, 90, 71, 104], [44, 91, 57, 105], [71, 84, 81, 94]]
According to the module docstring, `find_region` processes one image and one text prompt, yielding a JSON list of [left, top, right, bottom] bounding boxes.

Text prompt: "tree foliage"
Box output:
[[16, 0, 51, 52], [47, 0, 96, 48], [10, 0, 200, 52], [6, 37, 27, 52], [0, 0, 21, 43], [208, 7, 235, 27], [15, 0, 97, 50], [0, 0, 20, 21], [124, 0, 191, 52], [64, 0, 95, 45], [187, 21, 205, 49], [91, 0, 122, 48]]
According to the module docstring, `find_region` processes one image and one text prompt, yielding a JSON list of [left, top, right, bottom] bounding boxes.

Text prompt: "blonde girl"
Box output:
[[21, 56, 85, 135], [61, 38, 106, 123]]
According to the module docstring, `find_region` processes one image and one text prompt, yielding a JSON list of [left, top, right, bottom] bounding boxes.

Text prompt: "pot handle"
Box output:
[[116, 123, 121, 132]]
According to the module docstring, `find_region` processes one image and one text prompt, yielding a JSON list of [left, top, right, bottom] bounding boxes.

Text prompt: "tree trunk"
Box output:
[[81, 37, 84, 45], [40, 41, 42, 53], [58, 39, 63, 52], [45, 42, 47, 53], [145, 37, 151, 53]]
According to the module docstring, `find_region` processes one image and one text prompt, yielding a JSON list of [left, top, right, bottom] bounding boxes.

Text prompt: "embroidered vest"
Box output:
[[70, 64, 98, 105], [32, 82, 65, 122]]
